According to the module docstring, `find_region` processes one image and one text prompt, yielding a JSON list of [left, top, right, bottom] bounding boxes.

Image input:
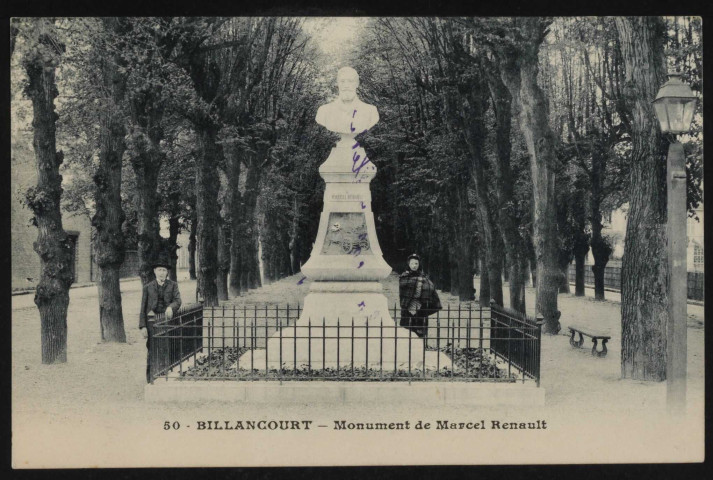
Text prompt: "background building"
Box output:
[[597, 202, 704, 271], [11, 150, 94, 290]]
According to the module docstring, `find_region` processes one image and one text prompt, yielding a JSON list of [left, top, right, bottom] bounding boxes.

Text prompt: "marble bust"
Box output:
[[316, 67, 379, 136]]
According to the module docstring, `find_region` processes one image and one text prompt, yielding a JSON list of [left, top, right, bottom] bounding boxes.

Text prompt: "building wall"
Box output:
[[12, 153, 93, 289], [588, 203, 704, 272]]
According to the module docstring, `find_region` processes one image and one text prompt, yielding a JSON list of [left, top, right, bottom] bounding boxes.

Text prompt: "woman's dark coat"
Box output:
[[398, 270, 442, 314]]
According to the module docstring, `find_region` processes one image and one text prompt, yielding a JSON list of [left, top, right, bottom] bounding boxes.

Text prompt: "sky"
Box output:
[[302, 17, 368, 68]]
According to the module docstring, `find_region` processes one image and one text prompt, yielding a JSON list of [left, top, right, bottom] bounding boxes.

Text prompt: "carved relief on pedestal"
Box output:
[[321, 212, 372, 255]]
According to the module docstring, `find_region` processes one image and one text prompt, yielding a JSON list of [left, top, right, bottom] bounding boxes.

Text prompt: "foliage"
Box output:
[[664, 16, 703, 219], [13, 15, 702, 315]]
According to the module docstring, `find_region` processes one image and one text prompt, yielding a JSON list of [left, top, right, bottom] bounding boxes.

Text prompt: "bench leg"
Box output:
[[570, 331, 584, 348], [591, 338, 608, 358]]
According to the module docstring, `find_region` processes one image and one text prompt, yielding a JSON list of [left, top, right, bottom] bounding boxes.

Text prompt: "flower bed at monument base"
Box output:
[[173, 346, 513, 381]]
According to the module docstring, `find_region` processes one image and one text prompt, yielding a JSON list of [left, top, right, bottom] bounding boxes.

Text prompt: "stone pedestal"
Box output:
[[299, 136, 392, 281], [239, 134, 449, 371]]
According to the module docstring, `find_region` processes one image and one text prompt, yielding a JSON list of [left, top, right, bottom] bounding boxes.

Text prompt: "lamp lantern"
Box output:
[[653, 72, 697, 134]]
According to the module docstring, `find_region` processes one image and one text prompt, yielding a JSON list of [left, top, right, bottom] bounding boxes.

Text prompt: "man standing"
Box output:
[[140, 257, 182, 383]]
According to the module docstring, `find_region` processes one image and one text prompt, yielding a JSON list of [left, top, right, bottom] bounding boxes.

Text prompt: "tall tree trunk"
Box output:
[[474, 200, 504, 307], [509, 253, 527, 313], [216, 169, 230, 301], [558, 251, 572, 294], [195, 125, 220, 306], [574, 252, 586, 297], [23, 25, 72, 363], [188, 209, 197, 280], [252, 235, 262, 290], [263, 245, 273, 285], [461, 74, 502, 306], [125, 18, 176, 287], [449, 246, 460, 298], [217, 216, 230, 300], [475, 211, 504, 307], [488, 232, 504, 306], [130, 154, 161, 286], [289, 195, 300, 275], [486, 53, 528, 313], [590, 142, 611, 300], [519, 19, 561, 333], [527, 237, 537, 288], [615, 17, 669, 381], [92, 17, 127, 343], [167, 216, 180, 282], [434, 246, 450, 294], [472, 244, 480, 276], [449, 185, 474, 302], [226, 146, 243, 297], [242, 159, 262, 290], [572, 228, 590, 298], [478, 255, 490, 305], [183, 42, 224, 305], [499, 18, 561, 333], [591, 256, 609, 300], [283, 240, 293, 279], [126, 58, 165, 287], [457, 240, 475, 301]]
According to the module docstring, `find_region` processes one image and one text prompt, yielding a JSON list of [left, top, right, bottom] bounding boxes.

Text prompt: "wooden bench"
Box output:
[[568, 325, 611, 358]]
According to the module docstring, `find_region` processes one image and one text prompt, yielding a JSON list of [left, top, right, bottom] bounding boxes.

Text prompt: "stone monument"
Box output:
[[242, 67, 448, 371]]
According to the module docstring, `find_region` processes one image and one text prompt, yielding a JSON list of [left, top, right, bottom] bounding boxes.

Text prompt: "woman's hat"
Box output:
[[407, 253, 421, 262]]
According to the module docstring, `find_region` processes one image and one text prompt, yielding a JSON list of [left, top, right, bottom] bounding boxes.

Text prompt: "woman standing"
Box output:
[[399, 253, 441, 338]]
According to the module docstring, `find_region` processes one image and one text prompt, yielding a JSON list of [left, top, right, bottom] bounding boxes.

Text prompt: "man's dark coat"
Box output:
[[139, 279, 182, 328]]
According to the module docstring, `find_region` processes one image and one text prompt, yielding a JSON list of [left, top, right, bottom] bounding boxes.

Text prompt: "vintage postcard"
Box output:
[[10, 15, 704, 467]]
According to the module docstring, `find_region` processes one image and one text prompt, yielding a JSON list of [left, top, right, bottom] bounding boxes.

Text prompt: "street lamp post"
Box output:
[[652, 72, 697, 413]]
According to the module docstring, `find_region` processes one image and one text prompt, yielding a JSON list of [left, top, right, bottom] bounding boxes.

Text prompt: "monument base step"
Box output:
[[145, 380, 545, 406]]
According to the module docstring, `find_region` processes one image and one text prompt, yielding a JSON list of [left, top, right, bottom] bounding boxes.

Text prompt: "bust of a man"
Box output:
[[316, 67, 379, 135]]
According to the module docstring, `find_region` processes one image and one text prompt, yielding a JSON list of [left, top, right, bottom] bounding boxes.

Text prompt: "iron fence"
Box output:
[[148, 301, 542, 385], [567, 264, 704, 301], [489, 300, 543, 386], [147, 302, 204, 382]]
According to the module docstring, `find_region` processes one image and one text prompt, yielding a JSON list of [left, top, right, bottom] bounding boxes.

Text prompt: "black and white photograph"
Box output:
[[9, 14, 705, 467]]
